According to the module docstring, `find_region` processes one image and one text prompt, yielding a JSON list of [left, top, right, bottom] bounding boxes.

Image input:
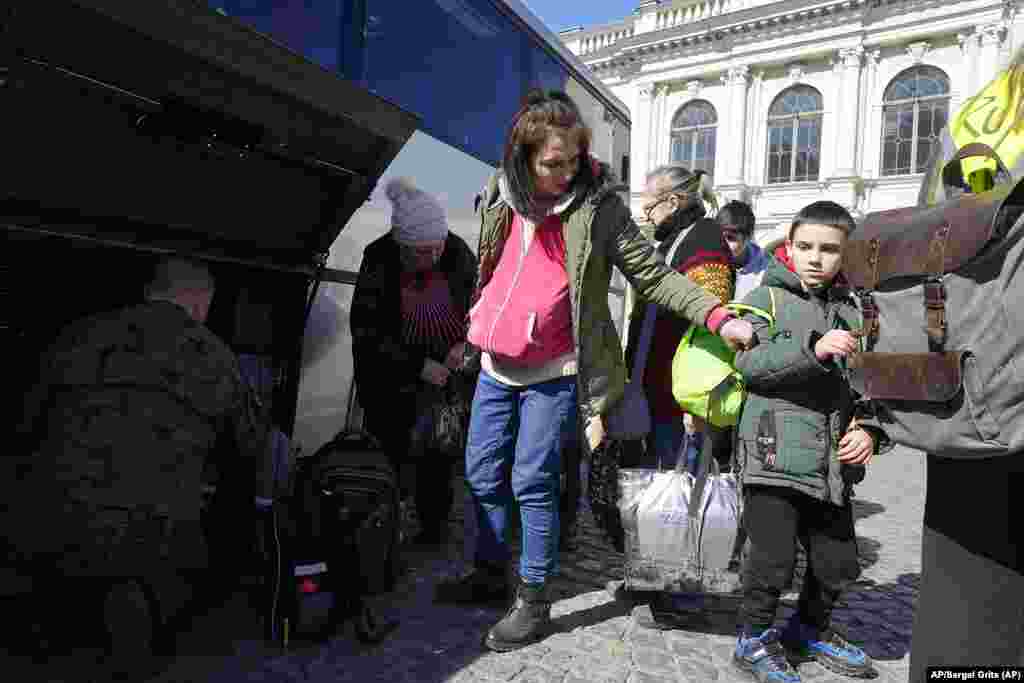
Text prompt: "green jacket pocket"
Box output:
[[756, 409, 828, 476]]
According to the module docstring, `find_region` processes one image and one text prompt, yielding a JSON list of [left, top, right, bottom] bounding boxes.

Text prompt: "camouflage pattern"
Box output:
[[11, 300, 270, 577]]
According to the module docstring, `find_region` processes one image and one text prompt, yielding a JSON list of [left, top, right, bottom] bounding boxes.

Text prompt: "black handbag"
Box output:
[[410, 372, 472, 460]]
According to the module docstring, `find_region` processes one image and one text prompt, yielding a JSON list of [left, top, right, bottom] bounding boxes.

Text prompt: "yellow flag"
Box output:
[[950, 67, 1024, 188]]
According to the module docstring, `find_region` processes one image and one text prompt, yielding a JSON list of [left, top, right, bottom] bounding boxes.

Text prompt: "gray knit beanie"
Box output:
[[385, 177, 449, 246]]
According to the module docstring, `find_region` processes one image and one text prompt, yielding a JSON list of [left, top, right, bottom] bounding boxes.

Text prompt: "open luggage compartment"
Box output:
[[1, 4, 419, 652]]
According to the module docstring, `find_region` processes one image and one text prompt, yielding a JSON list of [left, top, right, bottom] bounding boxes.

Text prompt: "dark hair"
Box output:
[[789, 200, 856, 240], [717, 201, 756, 237], [503, 89, 594, 217]]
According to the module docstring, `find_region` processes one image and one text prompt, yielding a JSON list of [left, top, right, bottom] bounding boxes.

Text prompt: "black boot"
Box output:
[[434, 562, 508, 604], [484, 580, 552, 652]]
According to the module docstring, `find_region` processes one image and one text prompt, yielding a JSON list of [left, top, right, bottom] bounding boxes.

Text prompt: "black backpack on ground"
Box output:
[[269, 430, 401, 644]]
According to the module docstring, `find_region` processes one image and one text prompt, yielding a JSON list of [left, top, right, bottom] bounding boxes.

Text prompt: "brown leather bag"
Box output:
[[843, 143, 1024, 458]]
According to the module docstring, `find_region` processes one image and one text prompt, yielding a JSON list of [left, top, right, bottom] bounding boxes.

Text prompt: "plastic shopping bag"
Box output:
[[619, 443, 742, 594]]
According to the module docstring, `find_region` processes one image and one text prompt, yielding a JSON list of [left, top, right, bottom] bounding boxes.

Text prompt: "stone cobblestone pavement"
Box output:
[[9, 446, 925, 682]]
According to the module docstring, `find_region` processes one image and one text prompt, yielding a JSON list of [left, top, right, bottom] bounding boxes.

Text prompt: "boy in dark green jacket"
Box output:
[[731, 202, 890, 683]]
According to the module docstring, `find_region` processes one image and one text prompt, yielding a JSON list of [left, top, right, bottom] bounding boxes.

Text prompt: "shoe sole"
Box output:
[[732, 651, 802, 682], [814, 653, 875, 679], [782, 642, 873, 678], [483, 628, 548, 653]]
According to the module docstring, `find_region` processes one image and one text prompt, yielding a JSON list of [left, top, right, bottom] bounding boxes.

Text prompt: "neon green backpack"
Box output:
[[671, 302, 774, 428]]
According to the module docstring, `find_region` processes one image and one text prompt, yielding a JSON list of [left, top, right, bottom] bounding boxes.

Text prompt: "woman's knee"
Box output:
[[511, 476, 558, 505]]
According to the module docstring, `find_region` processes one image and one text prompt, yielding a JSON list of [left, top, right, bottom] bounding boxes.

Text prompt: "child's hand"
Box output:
[[815, 330, 859, 361], [838, 427, 875, 464]]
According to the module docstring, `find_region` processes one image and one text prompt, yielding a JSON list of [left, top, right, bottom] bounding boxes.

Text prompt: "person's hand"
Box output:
[[585, 415, 606, 452], [838, 427, 875, 465], [719, 318, 754, 351], [815, 330, 859, 362], [420, 359, 451, 387], [445, 342, 467, 370]]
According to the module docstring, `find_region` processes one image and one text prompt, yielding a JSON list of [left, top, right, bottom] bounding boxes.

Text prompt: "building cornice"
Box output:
[[581, 0, 1002, 78]]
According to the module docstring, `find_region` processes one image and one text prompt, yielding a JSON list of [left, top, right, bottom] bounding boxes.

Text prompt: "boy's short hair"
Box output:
[[717, 201, 756, 237], [788, 201, 856, 240]]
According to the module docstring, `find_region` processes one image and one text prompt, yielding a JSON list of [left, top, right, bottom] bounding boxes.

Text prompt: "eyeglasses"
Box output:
[[643, 194, 675, 223]]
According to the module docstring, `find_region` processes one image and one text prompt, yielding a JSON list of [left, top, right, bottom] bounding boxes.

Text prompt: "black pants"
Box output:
[[413, 453, 457, 533], [366, 407, 456, 534], [739, 485, 860, 633]]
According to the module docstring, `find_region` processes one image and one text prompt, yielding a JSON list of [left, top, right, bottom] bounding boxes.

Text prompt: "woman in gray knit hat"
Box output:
[[350, 178, 479, 545]]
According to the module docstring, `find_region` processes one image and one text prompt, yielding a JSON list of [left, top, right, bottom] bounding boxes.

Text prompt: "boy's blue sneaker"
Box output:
[[780, 618, 873, 677], [733, 628, 802, 682]]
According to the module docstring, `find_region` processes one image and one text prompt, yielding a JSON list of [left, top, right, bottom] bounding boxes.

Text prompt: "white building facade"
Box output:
[[560, 0, 1024, 233]]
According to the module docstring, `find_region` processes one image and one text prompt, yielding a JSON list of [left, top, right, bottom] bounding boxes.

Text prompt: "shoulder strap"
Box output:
[[631, 226, 694, 382], [631, 304, 658, 383], [768, 287, 777, 321], [665, 225, 691, 267]]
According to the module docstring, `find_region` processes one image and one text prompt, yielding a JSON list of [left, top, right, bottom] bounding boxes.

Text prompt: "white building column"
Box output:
[[631, 83, 655, 194], [646, 83, 664, 174], [958, 31, 982, 103], [656, 83, 672, 167], [749, 69, 767, 187], [832, 46, 864, 178], [979, 23, 1007, 84], [651, 83, 670, 167], [862, 49, 883, 179], [720, 65, 750, 187]]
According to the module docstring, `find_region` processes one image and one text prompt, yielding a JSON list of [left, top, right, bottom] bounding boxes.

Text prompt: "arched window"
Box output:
[[766, 86, 824, 184], [881, 66, 951, 176], [670, 100, 717, 174]]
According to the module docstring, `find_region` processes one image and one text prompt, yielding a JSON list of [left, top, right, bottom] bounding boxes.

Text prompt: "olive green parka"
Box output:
[[469, 163, 725, 431]]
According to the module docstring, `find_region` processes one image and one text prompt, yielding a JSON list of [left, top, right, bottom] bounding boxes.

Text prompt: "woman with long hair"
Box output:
[[434, 89, 754, 652]]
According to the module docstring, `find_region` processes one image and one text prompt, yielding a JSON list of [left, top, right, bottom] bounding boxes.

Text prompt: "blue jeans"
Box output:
[[465, 372, 578, 585]]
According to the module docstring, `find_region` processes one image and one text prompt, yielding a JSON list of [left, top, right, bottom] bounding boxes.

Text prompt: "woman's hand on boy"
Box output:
[[719, 318, 755, 351], [815, 330, 859, 362], [837, 427, 875, 465]]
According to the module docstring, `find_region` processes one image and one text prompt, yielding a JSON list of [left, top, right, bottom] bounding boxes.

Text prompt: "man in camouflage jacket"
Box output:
[[9, 257, 271, 657]]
